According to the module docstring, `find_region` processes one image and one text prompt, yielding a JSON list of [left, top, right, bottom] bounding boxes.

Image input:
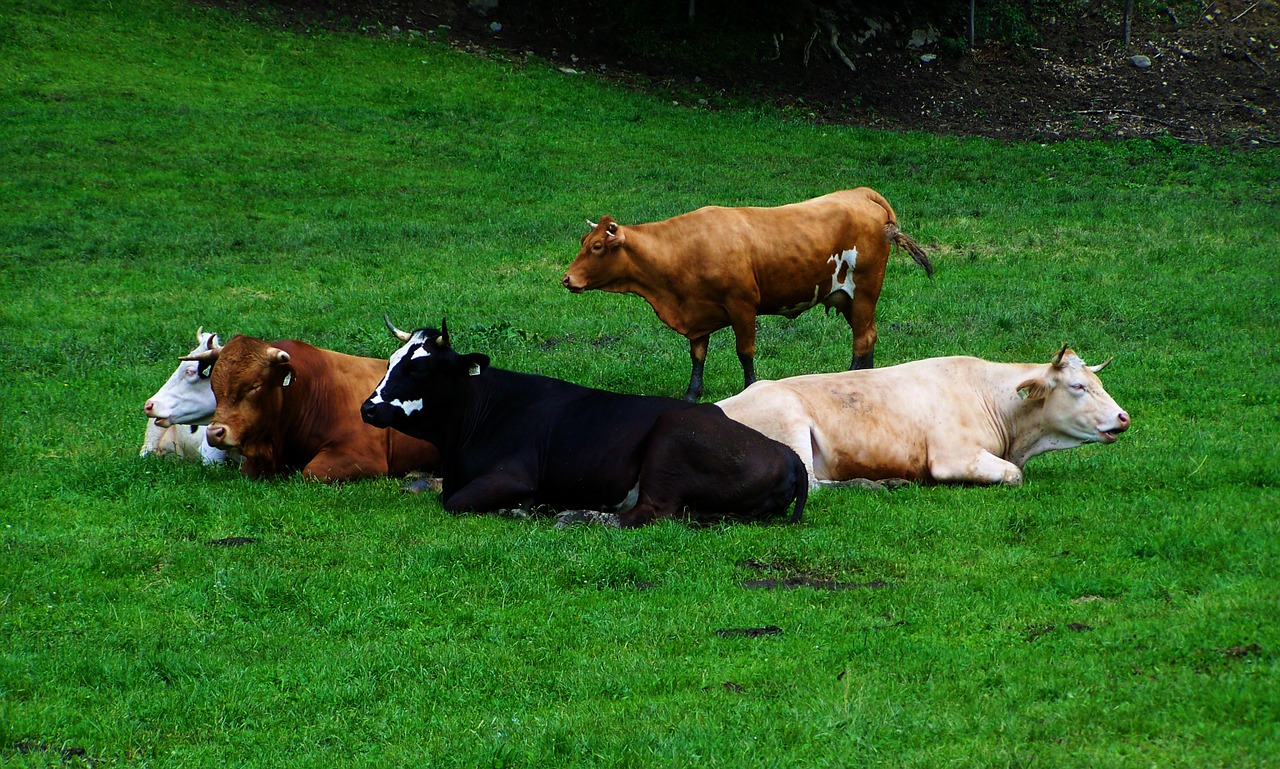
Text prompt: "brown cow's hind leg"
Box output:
[[683, 335, 710, 402], [844, 291, 879, 370]]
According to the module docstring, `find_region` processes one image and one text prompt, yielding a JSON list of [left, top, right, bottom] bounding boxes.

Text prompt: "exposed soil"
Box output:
[[215, 0, 1280, 146]]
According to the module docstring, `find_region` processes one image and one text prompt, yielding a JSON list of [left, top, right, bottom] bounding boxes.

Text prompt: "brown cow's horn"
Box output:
[[586, 219, 598, 230], [1088, 357, 1113, 373], [267, 347, 290, 365], [384, 314, 411, 343]]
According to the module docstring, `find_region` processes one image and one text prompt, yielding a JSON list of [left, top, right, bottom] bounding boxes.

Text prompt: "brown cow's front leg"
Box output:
[[683, 335, 710, 402]]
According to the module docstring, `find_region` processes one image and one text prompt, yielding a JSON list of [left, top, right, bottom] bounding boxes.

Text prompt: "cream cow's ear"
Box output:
[[1016, 378, 1050, 402]]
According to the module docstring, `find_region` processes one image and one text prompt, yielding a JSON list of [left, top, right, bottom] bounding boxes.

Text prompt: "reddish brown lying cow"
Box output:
[[183, 335, 440, 481], [562, 188, 933, 401]]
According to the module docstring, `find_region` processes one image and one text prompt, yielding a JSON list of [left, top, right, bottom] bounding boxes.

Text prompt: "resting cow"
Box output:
[[140, 327, 228, 464], [562, 188, 933, 401], [359, 318, 807, 528], [182, 334, 440, 481], [716, 347, 1130, 487]]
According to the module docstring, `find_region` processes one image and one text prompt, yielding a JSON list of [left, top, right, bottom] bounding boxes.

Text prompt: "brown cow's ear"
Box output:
[[1016, 377, 1050, 402]]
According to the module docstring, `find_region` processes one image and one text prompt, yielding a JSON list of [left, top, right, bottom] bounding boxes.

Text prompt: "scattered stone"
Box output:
[[558, 67, 579, 75], [908, 26, 939, 48], [920, 54, 937, 63], [1131, 55, 1152, 69], [489, 22, 502, 33]]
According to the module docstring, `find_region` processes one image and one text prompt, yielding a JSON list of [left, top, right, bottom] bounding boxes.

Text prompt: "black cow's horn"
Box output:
[[384, 314, 411, 343]]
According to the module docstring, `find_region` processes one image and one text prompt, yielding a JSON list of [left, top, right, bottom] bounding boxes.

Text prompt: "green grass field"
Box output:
[[1, 1, 1278, 766]]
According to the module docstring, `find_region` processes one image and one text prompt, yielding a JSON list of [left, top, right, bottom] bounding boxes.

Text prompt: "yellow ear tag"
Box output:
[[469, 364, 481, 377], [1017, 387, 1028, 400]]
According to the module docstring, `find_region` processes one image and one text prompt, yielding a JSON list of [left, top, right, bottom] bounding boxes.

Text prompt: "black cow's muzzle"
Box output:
[[360, 400, 386, 428]]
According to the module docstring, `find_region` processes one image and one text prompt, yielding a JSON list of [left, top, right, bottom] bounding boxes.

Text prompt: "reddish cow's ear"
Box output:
[[1016, 377, 1050, 402], [604, 223, 625, 249]]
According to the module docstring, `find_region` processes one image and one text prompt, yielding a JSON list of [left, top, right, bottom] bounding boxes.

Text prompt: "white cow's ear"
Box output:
[[1016, 378, 1050, 402]]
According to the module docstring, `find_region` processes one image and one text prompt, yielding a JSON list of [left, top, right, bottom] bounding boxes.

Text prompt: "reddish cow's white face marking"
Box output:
[[143, 330, 220, 427]]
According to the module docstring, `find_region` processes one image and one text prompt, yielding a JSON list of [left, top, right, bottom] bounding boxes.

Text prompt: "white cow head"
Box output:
[[1017, 345, 1130, 451], [142, 327, 222, 427]]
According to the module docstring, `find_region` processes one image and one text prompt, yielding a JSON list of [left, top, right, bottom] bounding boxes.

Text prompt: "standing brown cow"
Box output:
[[562, 188, 933, 401], [183, 334, 440, 481]]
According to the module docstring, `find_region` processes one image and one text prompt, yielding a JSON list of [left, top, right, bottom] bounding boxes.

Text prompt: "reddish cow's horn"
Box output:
[[384, 314, 411, 343], [586, 219, 597, 230], [1088, 357, 1113, 373], [266, 347, 290, 365]]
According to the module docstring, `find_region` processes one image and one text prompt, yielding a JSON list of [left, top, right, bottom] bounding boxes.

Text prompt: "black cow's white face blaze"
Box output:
[[369, 331, 432, 417]]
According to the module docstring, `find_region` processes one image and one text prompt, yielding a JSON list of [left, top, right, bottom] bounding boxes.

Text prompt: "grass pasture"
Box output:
[[1, 1, 1278, 766]]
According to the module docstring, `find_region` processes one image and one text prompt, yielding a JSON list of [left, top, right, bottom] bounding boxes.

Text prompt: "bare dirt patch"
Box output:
[[211, 0, 1280, 146]]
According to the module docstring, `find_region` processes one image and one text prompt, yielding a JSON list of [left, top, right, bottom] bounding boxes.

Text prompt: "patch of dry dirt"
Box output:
[[211, 0, 1279, 146]]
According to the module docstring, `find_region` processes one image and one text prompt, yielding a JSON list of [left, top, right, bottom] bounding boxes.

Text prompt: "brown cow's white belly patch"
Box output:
[[777, 247, 858, 318]]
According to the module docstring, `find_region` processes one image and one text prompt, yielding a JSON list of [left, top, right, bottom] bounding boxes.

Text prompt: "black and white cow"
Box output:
[[360, 317, 807, 528]]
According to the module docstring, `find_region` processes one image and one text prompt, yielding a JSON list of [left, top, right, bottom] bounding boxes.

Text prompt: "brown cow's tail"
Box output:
[[860, 187, 935, 279], [787, 451, 808, 524], [886, 223, 935, 279]]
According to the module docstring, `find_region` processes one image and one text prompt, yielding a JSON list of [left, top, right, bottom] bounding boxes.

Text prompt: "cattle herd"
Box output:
[[140, 188, 1130, 527]]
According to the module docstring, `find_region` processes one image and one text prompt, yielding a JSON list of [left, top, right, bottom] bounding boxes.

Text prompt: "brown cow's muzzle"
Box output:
[[206, 423, 236, 449], [561, 274, 585, 293]]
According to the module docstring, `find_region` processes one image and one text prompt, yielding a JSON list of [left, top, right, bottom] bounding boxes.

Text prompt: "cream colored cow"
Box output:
[[717, 347, 1130, 487]]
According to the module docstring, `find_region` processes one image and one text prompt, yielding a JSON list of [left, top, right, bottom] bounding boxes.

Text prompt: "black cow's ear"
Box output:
[[460, 352, 489, 377]]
